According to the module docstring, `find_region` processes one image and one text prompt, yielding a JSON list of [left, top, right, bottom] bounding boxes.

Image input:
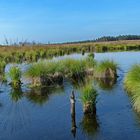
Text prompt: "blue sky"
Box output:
[[0, 0, 140, 43]]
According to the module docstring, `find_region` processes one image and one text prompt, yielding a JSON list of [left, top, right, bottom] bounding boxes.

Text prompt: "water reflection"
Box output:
[[80, 113, 99, 136], [26, 86, 64, 105], [96, 78, 117, 90], [26, 87, 49, 105], [70, 91, 77, 138], [72, 76, 94, 90], [10, 87, 23, 102]]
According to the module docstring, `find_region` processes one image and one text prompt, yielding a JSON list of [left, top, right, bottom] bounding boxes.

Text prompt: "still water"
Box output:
[[0, 52, 140, 140]]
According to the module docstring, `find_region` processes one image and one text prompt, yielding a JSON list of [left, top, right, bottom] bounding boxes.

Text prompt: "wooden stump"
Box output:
[[70, 90, 76, 137]]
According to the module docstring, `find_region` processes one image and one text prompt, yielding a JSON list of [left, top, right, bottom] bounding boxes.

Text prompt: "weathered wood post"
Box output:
[[70, 90, 76, 137]]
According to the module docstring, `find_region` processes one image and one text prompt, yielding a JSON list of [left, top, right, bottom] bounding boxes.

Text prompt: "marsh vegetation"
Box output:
[[0, 40, 140, 64], [24, 57, 118, 87], [80, 83, 97, 114], [0, 45, 140, 140], [124, 64, 140, 112]]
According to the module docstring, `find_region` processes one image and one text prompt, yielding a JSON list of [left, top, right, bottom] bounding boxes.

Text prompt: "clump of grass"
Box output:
[[124, 64, 140, 112], [81, 84, 97, 114], [85, 57, 97, 68], [62, 59, 86, 79], [124, 65, 140, 93], [81, 84, 97, 104], [26, 60, 64, 78], [0, 60, 6, 74], [96, 60, 118, 72], [95, 60, 118, 78], [25, 60, 65, 87], [88, 53, 95, 59], [7, 66, 22, 88], [25, 57, 97, 87], [26, 62, 46, 78]]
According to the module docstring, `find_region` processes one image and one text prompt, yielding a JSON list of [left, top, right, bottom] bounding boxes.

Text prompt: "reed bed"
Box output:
[[0, 40, 139, 64]]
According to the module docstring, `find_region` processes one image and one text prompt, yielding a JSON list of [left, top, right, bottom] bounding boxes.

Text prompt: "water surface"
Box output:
[[0, 52, 140, 140]]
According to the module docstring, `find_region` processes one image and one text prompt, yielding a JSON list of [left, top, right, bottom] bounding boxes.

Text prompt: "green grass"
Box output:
[[62, 59, 86, 78], [87, 53, 95, 59], [80, 84, 97, 105], [25, 60, 64, 78], [25, 57, 118, 87], [0, 40, 139, 64], [25, 62, 44, 78], [95, 60, 118, 72], [25, 57, 96, 79], [94, 60, 118, 78], [0, 60, 6, 74], [7, 66, 22, 88], [124, 64, 140, 112]]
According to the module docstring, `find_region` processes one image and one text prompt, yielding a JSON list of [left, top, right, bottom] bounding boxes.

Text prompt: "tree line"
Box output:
[[95, 35, 140, 42]]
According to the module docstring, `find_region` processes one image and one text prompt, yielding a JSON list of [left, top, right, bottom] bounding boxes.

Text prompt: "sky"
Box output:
[[0, 0, 140, 44]]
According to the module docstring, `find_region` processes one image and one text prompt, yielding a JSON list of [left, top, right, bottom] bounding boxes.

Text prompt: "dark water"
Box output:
[[1, 52, 140, 140]]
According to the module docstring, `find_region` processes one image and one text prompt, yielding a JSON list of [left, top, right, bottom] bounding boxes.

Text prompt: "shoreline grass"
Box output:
[[0, 40, 139, 64], [124, 64, 140, 112]]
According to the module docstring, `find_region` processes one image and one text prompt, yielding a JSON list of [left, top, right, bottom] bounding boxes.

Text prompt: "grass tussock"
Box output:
[[25, 57, 96, 79], [7, 66, 22, 88], [25, 57, 118, 87], [80, 83, 97, 114], [81, 84, 97, 105], [124, 64, 140, 112], [94, 60, 118, 78], [0, 60, 6, 74]]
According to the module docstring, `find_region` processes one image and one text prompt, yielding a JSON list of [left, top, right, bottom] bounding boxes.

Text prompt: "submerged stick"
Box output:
[[70, 90, 77, 137]]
